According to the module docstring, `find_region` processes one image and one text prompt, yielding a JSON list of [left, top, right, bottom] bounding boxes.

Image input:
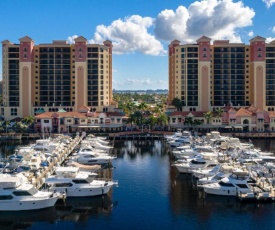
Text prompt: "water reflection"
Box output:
[[112, 140, 170, 159], [0, 195, 114, 230], [169, 162, 275, 228], [0, 139, 274, 229]]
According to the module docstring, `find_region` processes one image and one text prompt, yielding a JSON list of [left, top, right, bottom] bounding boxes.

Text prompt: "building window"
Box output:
[[11, 108, 17, 116]]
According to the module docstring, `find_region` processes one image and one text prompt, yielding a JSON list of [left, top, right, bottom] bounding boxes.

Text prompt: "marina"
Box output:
[[1, 133, 275, 229]]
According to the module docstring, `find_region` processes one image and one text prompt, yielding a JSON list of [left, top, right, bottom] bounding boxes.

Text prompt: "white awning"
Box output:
[[234, 126, 243, 129], [225, 126, 232, 128]]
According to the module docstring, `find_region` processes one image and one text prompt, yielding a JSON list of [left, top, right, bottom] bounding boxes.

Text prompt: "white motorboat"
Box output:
[[173, 157, 217, 174], [0, 175, 61, 211], [202, 172, 256, 196], [69, 161, 101, 173], [172, 148, 198, 159], [192, 164, 221, 179], [196, 164, 243, 186], [70, 152, 116, 165], [169, 137, 192, 148], [45, 167, 118, 197], [164, 131, 183, 141]]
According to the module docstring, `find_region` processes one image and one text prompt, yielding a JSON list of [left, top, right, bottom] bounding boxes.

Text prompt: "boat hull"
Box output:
[[0, 195, 59, 211]]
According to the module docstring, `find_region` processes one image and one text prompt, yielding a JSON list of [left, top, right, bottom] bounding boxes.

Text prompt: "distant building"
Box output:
[[167, 105, 273, 132], [113, 89, 168, 94], [34, 107, 125, 133], [168, 36, 275, 112], [1, 36, 114, 120]]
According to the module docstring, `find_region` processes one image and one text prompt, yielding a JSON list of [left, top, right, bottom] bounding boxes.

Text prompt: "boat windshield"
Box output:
[[190, 160, 205, 165], [236, 184, 248, 189], [72, 177, 93, 184], [218, 181, 234, 187]]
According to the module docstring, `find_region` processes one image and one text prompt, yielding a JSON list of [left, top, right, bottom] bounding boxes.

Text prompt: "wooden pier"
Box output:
[[109, 131, 174, 141], [26, 135, 83, 189]]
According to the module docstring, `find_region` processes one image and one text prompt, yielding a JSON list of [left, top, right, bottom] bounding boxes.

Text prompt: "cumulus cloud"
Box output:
[[154, 0, 255, 43], [271, 26, 275, 33], [91, 15, 166, 56], [263, 0, 275, 8], [248, 31, 254, 37], [266, 37, 275, 43], [67, 35, 78, 44]]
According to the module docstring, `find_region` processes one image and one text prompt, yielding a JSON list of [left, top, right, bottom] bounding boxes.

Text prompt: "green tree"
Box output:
[[157, 113, 168, 126], [172, 98, 182, 111], [204, 111, 213, 124], [145, 115, 157, 130], [124, 101, 137, 115], [22, 116, 35, 125], [215, 108, 224, 118], [138, 101, 148, 112], [13, 122, 28, 133], [2, 120, 10, 133], [153, 103, 163, 115], [184, 116, 194, 128]]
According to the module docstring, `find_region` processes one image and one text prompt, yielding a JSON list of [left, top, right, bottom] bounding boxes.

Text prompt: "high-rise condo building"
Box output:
[[1, 36, 114, 120], [168, 36, 275, 112]]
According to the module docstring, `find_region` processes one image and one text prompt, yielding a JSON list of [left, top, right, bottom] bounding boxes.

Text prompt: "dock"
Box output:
[[25, 134, 83, 189], [109, 131, 174, 141]]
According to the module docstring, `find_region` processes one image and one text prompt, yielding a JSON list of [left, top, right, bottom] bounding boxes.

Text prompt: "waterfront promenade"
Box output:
[[109, 130, 275, 140]]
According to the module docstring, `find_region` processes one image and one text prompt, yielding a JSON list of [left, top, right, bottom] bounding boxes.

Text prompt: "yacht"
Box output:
[[69, 152, 116, 165], [173, 157, 217, 174], [45, 167, 118, 197], [202, 172, 256, 196], [192, 164, 221, 179], [0, 175, 61, 211]]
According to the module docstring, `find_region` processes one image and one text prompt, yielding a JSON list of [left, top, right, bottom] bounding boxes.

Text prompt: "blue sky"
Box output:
[[1, 0, 275, 90]]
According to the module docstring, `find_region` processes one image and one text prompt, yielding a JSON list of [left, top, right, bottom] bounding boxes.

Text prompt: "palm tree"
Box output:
[[153, 103, 163, 114], [193, 119, 203, 128], [138, 101, 148, 112], [215, 108, 224, 118], [13, 122, 28, 133], [3, 120, 10, 133], [22, 116, 35, 125], [204, 111, 213, 124], [184, 116, 194, 128], [124, 101, 136, 115], [145, 115, 157, 130], [22, 116, 35, 132], [172, 98, 182, 111], [157, 113, 168, 127]]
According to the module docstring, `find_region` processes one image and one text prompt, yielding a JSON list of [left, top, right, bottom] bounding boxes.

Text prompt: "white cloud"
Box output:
[[248, 31, 254, 37], [271, 26, 275, 33], [67, 35, 78, 44], [263, 0, 275, 8], [266, 37, 275, 43], [91, 15, 166, 56], [154, 0, 255, 43]]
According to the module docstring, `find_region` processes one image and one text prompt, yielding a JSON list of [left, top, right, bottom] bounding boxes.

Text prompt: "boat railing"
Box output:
[[95, 177, 118, 185]]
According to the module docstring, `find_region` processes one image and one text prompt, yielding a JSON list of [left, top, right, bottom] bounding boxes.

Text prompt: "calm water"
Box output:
[[0, 139, 275, 230]]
